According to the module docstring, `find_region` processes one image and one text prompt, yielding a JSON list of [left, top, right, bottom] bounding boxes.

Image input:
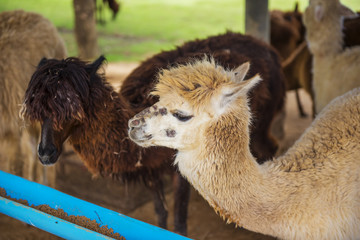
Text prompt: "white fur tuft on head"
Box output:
[[214, 63, 262, 115], [315, 4, 324, 22]]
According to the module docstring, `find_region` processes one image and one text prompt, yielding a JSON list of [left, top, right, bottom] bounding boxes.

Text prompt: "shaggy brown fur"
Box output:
[[0, 10, 67, 186], [121, 31, 286, 163], [23, 57, 172, 176], [20, 56, 189, 235]]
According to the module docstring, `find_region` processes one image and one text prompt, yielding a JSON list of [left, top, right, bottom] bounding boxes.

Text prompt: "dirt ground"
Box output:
[[0, 62, 313, 240]]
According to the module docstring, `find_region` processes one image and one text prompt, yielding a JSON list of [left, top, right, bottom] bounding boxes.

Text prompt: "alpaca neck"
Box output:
[[176, 92, 360, 239], [175, 99, 278, 232], [82, 87, 133, 137], [69, 87, 141, 176]]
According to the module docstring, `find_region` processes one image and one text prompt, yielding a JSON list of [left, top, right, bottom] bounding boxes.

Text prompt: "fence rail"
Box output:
[[0, 170, 191, 240]]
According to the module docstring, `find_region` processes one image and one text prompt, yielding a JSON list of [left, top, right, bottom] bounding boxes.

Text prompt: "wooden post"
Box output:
[[245, 0, 270, 43], [73, 0, 99, 60]]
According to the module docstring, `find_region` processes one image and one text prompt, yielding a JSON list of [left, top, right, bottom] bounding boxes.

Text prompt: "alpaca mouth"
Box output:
[[38, 153, 59, 165], [128, 128, 152, 143], [37, 144, 60, 165]]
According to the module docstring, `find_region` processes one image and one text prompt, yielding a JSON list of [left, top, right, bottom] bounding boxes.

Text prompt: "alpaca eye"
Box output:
[[172, 112, 193, 122]]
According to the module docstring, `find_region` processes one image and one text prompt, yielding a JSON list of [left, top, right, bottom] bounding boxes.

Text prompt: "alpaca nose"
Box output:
[[128, 119, 142, 139], [128, 117, 153, 142], [38, 143, 58, 165], [129, 119, 141, 128]]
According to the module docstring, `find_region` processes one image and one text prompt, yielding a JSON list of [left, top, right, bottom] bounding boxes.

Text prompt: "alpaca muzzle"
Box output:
[[128, 125, 152, 142], [37, 143, 59, 165], [128, 117, 153, 146], [38, 118, 61, 165]]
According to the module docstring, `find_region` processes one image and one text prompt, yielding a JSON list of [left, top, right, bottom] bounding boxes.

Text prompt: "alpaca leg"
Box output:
[[148, 177, 168, 230], [0, 139, 8, 172], [173, 171, 190, 236], [0, 134, 21, 175], [1, 133, 23, 176], [295, 89, 308, 118]]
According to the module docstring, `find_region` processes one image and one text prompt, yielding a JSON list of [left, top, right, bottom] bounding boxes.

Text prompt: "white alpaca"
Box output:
[[303, 0, 360, 114], [128, 59, 360, 240], [0, 10, 67, 186]]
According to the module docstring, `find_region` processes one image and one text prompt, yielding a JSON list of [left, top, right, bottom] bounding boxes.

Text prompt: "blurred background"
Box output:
[[1, 0, 359, 62], [1, 1, 360, 239]]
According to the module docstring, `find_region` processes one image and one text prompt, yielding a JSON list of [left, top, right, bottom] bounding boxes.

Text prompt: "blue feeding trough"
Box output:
[[0, 170, 192, 240]]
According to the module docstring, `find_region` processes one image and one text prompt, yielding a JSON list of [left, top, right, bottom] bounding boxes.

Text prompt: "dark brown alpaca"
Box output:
[[270, 5, 309, 118], [20, 56, 189, 235], [271, 6, 305, 62], [121, 31, 286, 163]]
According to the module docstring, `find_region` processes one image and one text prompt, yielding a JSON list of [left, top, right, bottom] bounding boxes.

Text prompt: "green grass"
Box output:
[[1, 0, 359, 62]]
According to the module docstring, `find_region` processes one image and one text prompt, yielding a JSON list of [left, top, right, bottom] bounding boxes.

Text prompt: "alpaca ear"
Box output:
[[233, 62, 250, 83], [235, 74, 262, 97], [314, 4, 324, 22], [216, 74, 262, 112], [294, 2, 298, 13], [37, 57, 48, 68], [86, 55, 106, 75]]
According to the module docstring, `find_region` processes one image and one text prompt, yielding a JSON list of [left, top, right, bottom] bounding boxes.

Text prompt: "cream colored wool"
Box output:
[[303, 0, 360, 114], [129, 59, 360, 239], [0, 10, 67, 186]]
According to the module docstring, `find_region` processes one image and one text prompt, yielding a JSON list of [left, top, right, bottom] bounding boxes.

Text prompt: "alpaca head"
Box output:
[[270, 4, 305, 59], [304, 0, 355, 23], [128, 58, 262, 151], [304, 0, 337, 23], [303, 0, 355, 46], [20, 56, 106, 165]]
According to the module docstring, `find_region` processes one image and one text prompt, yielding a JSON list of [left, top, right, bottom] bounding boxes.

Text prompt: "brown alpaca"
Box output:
[[129, 59, 360, 239], [20, 56, 189, 235], [122, 31, 286, 163], [270, 6, 310, 118], [270, 5, 305, 63], [0, 10, 67, 186]]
